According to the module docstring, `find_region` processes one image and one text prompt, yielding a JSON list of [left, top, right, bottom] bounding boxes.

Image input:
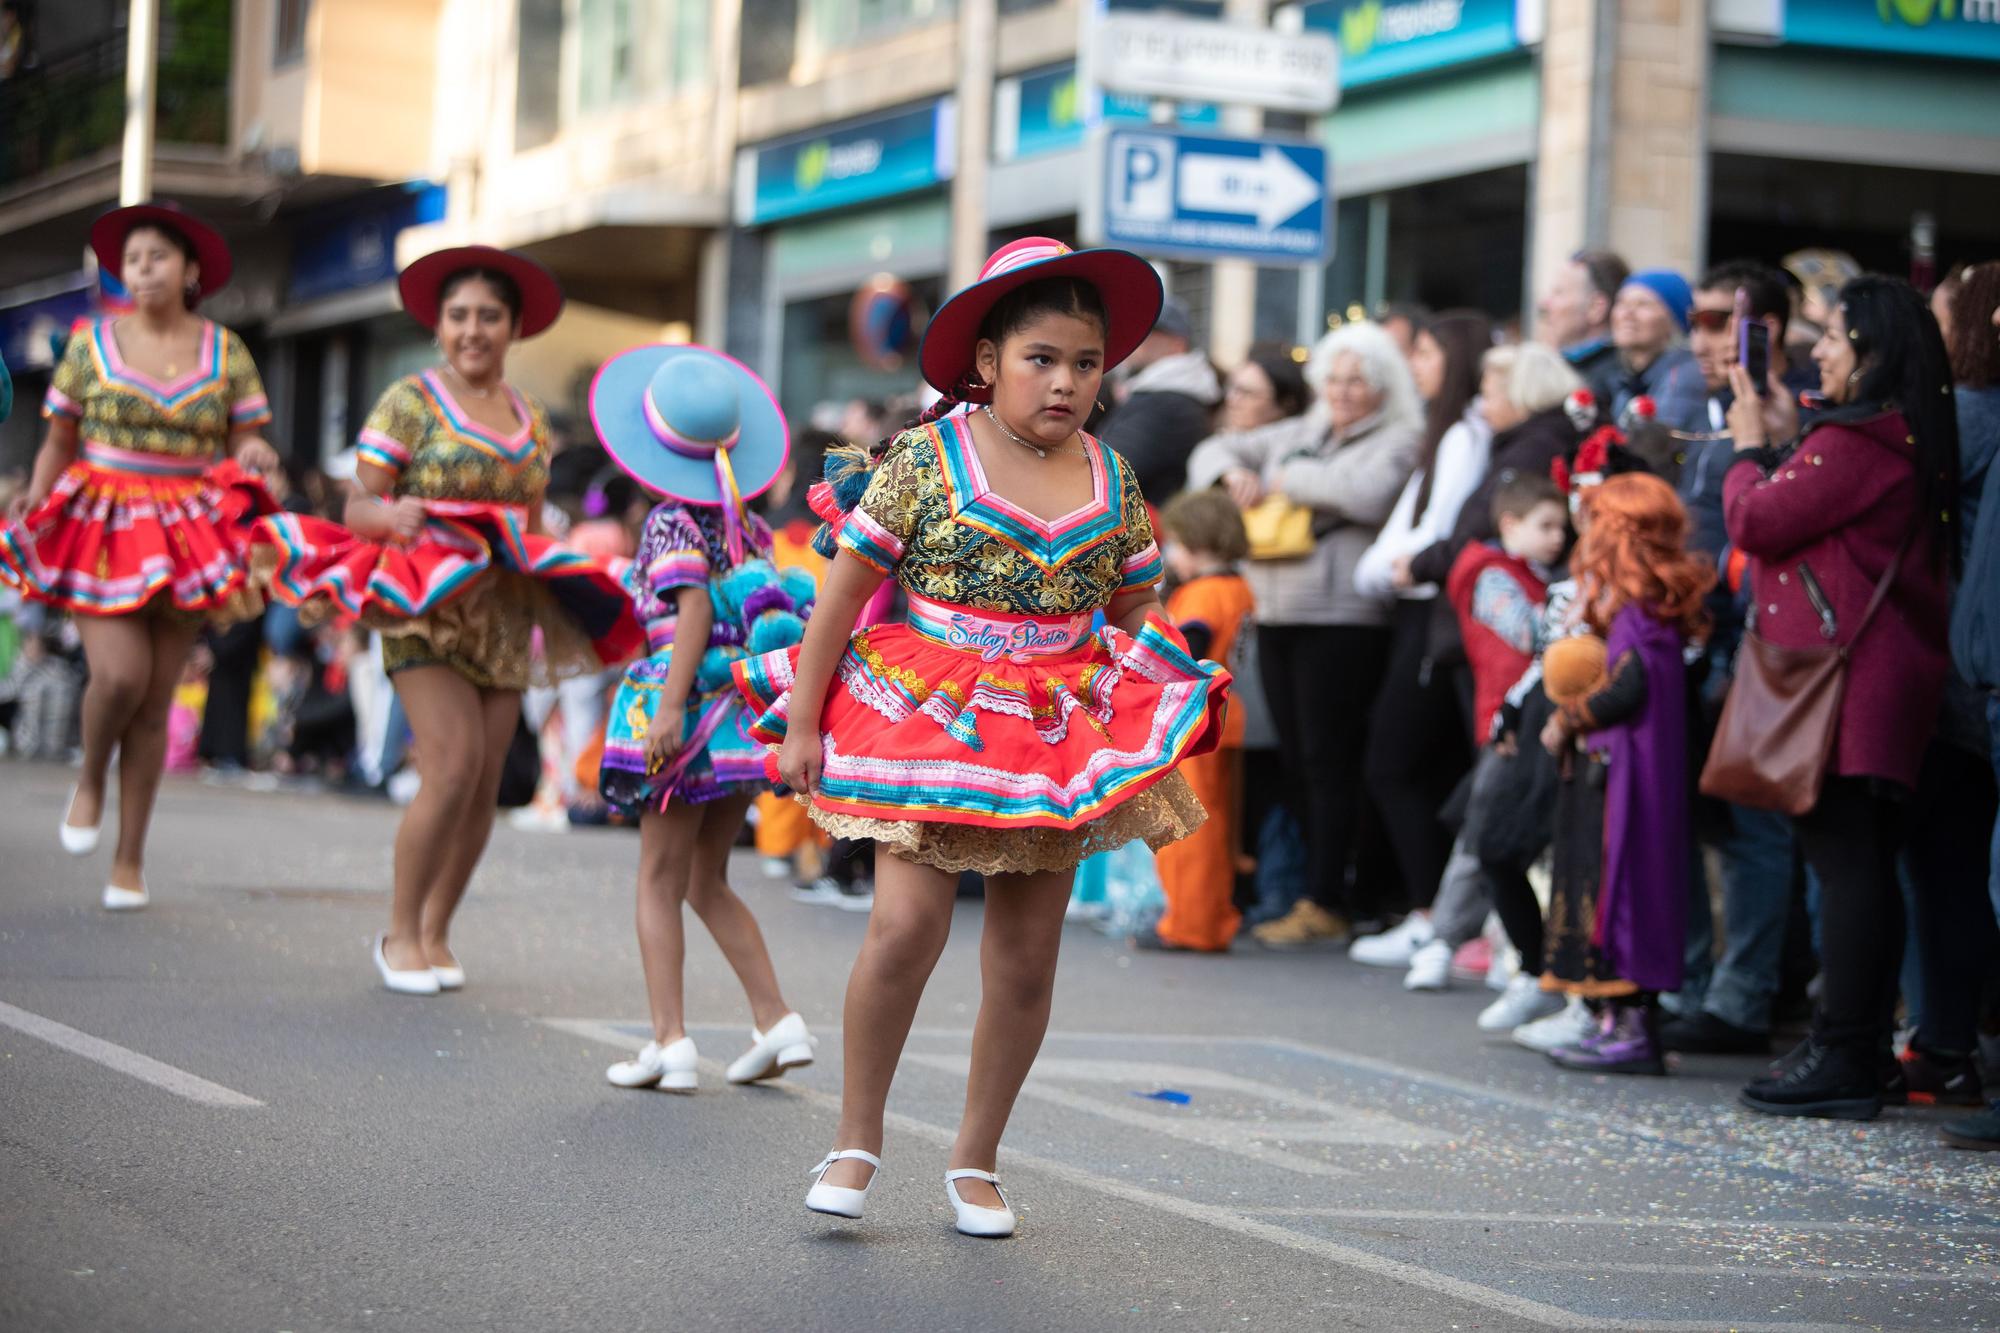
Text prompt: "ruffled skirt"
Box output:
[[0, 446, 272, 621], [732, 610, 1229, 874], [252, 500, 644, 691], [601, 653, 772, 812]]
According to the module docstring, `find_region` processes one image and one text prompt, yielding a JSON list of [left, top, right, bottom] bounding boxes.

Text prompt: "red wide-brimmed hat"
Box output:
[[917, 237, 1162, 402], [90, 201, 233, 299], [398, 245, 564, 338]]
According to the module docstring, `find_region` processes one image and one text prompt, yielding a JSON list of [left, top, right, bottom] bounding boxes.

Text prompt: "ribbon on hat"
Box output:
[[643, 382, 750, 565]]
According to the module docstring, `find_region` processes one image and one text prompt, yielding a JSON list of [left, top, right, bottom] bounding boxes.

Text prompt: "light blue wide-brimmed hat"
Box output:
[[588, 344, 791, 510]]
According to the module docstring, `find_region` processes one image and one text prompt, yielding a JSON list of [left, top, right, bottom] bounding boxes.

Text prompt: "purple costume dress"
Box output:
[[1542, 604, 1690, 997]]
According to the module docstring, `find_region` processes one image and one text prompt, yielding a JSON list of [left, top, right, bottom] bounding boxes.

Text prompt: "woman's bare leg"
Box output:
[[102, 616, 202, 893], [634, 799, 704, 1043], [418, 687, 520, 969], [71, 615, 157, 834], [683, 793, 792, 1031], [819, 849, 957, 1190], [383, 666, 485, 972], [947, 866, 1075, 1208]]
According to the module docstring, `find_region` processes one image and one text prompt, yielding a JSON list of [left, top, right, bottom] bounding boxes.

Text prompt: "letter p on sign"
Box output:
[[1112, 134, 1175, 222]]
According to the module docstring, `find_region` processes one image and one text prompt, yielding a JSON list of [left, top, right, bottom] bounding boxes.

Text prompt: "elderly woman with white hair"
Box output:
[[1187, 321, 1424, 947]]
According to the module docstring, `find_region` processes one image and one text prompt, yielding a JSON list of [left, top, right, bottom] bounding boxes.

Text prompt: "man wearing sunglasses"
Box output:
[[1666, 259, 1816, 1061]]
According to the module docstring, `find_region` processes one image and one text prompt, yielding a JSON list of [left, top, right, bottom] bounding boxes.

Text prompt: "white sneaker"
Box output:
[[790, 877, 845, 906], [725, 1013, 817, 1084], [1485, 934, 1516, 992], [1403, 938, 1452, 991], [1479, 973, 1563, 1032], [1349, 913, 1434, 968], [944, 1169, 1016, 1238], [1513, 995, 1594, 1052], [806, 1149, 881, 1219], [372, 933, 440, 995], [760, 856, 793, 879], [607, 1036, 698, 1091], [101, 882, 148, 912]]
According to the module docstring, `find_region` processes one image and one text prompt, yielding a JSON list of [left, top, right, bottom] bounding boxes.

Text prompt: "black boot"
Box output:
[[1740, 1038, 1883, 1120]]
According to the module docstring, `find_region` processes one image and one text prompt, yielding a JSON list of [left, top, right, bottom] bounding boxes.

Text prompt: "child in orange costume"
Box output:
[[1140, 490, 1256, 952]]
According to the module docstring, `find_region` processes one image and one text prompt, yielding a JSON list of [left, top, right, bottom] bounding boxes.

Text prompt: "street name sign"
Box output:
[[1090, 13, 1340, 115], [1088, 126, 1330, 266]]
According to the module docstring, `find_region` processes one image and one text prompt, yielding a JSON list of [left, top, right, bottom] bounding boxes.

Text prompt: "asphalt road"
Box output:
[[3, 762, 1997, 1331]]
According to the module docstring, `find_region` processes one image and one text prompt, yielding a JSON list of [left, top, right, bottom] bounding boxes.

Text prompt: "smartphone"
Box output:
[[1736, 287, 1770, 394]]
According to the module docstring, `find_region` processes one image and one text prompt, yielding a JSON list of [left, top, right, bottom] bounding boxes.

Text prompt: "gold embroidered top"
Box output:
[[356, 370, 550, 505], [43, 318, 270, 457]]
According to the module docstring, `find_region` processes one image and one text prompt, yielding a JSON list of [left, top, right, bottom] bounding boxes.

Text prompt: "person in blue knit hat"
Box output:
[[1610, 267, 1708, 437]]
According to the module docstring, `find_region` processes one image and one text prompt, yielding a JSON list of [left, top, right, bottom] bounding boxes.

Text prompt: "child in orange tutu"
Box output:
[[1138, 489, 1255, 952]]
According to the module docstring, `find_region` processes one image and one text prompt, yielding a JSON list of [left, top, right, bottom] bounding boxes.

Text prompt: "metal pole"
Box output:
[[949, 0, 998, 290], [120, 0, 159, 205], [1208, 0, 1266, 369]]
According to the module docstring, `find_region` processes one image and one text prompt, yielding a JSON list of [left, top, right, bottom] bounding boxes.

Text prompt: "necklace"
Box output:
[[983, 405, 1082, 459], [442, 362, 497, 400]]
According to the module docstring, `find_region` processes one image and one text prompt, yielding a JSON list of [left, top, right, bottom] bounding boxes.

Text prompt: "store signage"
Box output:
[[0, 284, 92, 370], [289, 185, 448, 304], [1783, 0, 2000, 62], [1088, 126, 1329, 265], [1298, 0, 1523, 88], [1008, 64, 1218, 162], [1090, 13, 1340, 113], [745, 102, 955, 226]]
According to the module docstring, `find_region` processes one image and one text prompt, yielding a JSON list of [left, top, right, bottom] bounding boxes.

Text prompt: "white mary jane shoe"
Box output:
[[431, 964, 466, 991], [725, 1012, 816, 1084], [101, 883, 148, 912], [60, 789, 101, 856], [945, 1169, 1017, 1238], [805, 1149, 881, 1219], [372, 933, 441, 996], [606, 1037, 697, 1091]]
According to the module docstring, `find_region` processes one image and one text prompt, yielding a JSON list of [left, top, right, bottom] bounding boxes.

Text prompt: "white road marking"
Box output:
[[1528, 1260, 2000, 1285], [547, 1018, 1970, 1331], [1235, 1207, 2000, 1237], [0, 1000, 263, 1108]]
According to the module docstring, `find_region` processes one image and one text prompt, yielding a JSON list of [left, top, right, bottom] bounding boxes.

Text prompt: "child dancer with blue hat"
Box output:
[[590, 344, 818, 1093]]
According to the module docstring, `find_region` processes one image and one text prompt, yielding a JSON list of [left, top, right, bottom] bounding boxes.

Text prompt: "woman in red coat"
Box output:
[[1722, 276, 1958, 1121]]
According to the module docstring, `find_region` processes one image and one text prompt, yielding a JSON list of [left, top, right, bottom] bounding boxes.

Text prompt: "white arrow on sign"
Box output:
[[1176, 144, 1322, 231]]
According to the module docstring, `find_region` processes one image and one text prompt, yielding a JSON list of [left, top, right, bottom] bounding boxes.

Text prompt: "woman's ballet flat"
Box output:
[[431, 964, 466, 991], [724, 1012, 817, 1084], [101, 883, 148, 912], [60, 791, 100, 856], [372, 934, 442, 996], [606, 1037, 698, 1091], [805, 1149, 881, 1219], [945, 1170, 1017, 1238]]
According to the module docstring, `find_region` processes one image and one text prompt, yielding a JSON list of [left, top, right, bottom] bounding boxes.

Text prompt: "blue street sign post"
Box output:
[[1088, 125, 1330, 266]]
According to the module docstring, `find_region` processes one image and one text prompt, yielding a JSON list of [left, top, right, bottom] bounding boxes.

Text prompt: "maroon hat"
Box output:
[[917, 237, 1162, 402], [398, 245, 564, 339], [90, 202, 233, 299]]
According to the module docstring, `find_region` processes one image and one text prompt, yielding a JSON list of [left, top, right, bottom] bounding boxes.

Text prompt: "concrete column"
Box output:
[[700, 0, 744, 348], [949, 0, 999, 290], [120, 0, 160, 205], [1207, 0, 1267, 368], [1528, 0, 1709, 322]]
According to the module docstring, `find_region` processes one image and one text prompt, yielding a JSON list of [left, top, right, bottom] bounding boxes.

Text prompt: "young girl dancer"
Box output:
[[2, 203, 277, 911], [589, 344, 818, 1091], [733, 239, 1231, 1237], [1538, 472, 1713, 1074]]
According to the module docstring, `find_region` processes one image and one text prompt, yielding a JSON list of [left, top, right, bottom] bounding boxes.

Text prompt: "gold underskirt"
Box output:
[[375, 571, 605, 692]]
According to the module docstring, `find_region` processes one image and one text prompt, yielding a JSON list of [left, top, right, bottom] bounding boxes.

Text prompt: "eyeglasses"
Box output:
[[1686, 309, 1733, 333]]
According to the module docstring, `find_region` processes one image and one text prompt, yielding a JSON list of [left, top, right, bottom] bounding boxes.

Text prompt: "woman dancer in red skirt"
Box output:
[[734, 239, 1230, 1236], [3, 203, 278, 911]]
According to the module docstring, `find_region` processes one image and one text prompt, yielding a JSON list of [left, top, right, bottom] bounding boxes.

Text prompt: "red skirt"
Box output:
[[731, 594, 1230, 872], [0, 443, 273, 617], [251, 500, 645, 670]]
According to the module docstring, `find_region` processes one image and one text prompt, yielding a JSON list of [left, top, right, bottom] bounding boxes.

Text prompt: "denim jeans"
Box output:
[[1679, 803, 1797, 1033]]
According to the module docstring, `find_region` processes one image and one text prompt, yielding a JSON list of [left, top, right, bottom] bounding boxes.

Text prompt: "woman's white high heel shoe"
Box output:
[[372, 933, 441, 995], [606, 1037, 698, 1091], [431, 964, 466, 991], [101, 882, 148, 912], [945, 1169, 1017, 1238], [60, 789, 100, 856], [805, 1149, 881, 1219], [725, 1012, 817, 1084]]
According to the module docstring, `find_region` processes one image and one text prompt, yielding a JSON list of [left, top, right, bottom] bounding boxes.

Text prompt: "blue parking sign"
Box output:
[[1091, 126, 1330, 266]]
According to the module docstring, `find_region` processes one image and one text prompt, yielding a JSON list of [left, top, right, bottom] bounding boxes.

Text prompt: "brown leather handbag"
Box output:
[[1699, 539, 1907, 816]]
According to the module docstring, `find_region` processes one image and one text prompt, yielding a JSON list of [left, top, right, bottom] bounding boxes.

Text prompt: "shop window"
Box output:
[[274, 0, 311, 66], [516, 0, 563, 151], [778, 278, 944, 429], [566, 0, 708, 122], [578, 0, 636, 112], [800, 0, 951, 64]]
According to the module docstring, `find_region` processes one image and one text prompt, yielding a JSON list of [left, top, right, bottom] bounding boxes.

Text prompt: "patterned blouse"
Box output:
[[630, 502, 776, 656], [356, 370, 551, 505], [43, 318, 270, 457], [836, 416, 1164, 616]]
